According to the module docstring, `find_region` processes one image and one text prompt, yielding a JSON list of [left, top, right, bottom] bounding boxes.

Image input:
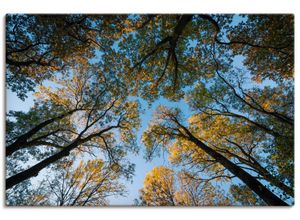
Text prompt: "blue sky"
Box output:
[[5, 14, 294, 206], [1, 5, 298, 220], [7, 54, 293, 205], [110, 97, 191, 205], [5, 54, 282, 205], [6, 80, 248, 205], [6, 85, 193, 205], [5, 26, 195, 204]]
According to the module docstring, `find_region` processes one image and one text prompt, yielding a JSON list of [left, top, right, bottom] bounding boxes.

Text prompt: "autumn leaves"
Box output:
[[6, 14, 294, 206]]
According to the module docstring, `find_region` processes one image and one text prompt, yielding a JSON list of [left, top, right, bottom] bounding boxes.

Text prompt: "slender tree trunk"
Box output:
[[177, 124, 289, 206], [6, 140, 80, 190], [6, 125, 118, 190], [257, 166, 294, 197], [6, 109, 76, 157], [224, 141, 294, 197]]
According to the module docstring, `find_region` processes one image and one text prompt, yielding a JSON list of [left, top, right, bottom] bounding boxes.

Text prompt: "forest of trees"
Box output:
[[6, 14, 294, 206]]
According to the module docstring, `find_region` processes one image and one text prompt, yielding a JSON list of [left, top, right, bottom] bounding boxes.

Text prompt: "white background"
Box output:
[[0, 0, 299, 219]]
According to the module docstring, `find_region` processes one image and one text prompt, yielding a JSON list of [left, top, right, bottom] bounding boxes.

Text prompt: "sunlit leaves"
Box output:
[[44, 159, 125, 206], [230, 184, 265, 206], [139, 166, 230, 206], [6, 14, 294, 205], [6, 58, 141, 200], [227, 15, 294, 81], [140, 166, 176, 206]]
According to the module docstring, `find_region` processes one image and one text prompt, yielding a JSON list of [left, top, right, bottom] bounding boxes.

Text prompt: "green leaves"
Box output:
[[6, 14, 294, 206]]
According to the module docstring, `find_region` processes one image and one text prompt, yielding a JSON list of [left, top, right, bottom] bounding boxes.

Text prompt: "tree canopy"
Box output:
[[6, 14, 294, 206]]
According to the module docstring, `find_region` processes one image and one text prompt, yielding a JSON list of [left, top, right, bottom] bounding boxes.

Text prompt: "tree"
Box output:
[[118, 15, 215, 102], [229, 184, 264, 206], [140, 16, 294, 203], [6, 101, 76, 157], [7, 14, 293, 103], [138, 166, 230, 206], [6, 63, 140, 189], [42, 159, 125, 206], [6, 14, 294, 206], [185, 68, 294, 197], [139, 166, 176, 206], [6, 179, 47, 206], [142, 106, 289, 205], [6, 14, 127, 100], [118, 14, 293, 101], [6, 159, 125, 206], [221, 15, 294, 82], [174, 172, 230, 206]]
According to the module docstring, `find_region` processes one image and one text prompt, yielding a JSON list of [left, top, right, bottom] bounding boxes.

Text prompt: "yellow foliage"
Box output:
[[141, 166, 175, 206]]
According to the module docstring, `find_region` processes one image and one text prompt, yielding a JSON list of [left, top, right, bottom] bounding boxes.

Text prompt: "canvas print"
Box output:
[[6, 14, 294, 206]]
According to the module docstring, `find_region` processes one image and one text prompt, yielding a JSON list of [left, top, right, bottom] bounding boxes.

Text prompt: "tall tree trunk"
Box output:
[[6, 125, 118, 190], [177, 124, 289, 206], [256, 165, 294, 197], [6, 109, 77, 157], [223, 140, 294, 197], [6, 140, 79, 190]]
